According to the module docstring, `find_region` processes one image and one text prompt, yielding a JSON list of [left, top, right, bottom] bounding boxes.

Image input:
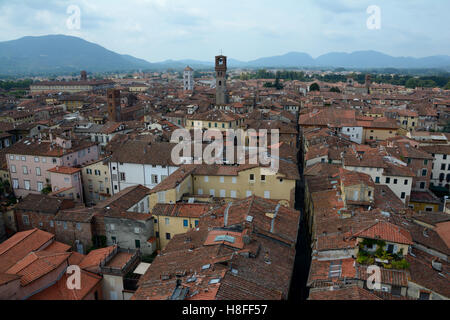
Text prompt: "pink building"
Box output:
[[48, 166, 84, 203], [6, 135, 99, 200]]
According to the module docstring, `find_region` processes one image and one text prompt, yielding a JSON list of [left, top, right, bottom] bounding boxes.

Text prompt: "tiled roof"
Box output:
[[308, 285, 382, 300], [48, 166, 81, 175], [29, 269, 101, 300], [14, 194, 74, 215], [6, 251, 70, 286], [353, 221, 413, 245], [356, 265, 408, 287], [79, 245, 117, 272], [0, 229, 54, 273], [152, 203, 212, 218], [406, 250, 450, 298]]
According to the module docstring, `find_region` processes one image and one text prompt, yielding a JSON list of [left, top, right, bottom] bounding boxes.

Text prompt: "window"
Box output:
[[220, 176, 224, 183], [37, 182, 44, 192], [165, 218, 170, 225], [375, 177, 380, 184], [261, 175, 266, 182], [24, 180, 30, 190], [420, 182, 426, 189], [210, 189, 215, 197], [404, 179, 408, 185], [230, 191, 237, 198], [111, 236, 117, 244], [152, 175, 159, 184], [220, 190, 226, 197], [134, 227, 140, 234], [195, 220, 199, 228], [76, 223, 81, 231], [183, 219, 188, 227], [424, 159, 428, 166], [10, 165, 16, 173], [204, 176, 209, 182], [22, 215, 29, 225], [246, 191, 252, 197], [36, 167, 41, 176], [441, 164, 446, 171], [444, 155, 448, 160], [22, 166, 28, 175], [86, 169, 92, 175], [12, 179, 18, 189], [21, 156, 26, 161], [249, 174, 255, 182], [385, 177, 391, 184], [110, 224, 115, 231], [198, 189, 203, 195], [422, 169, 427, 177], [264, 191, 270, 199], [135, 240, 141, 249], [63, 222, 68, 230], [393, 179, 398, 185], [166, 233, 171, 240], [50, 221, 54, 228], [401, 192, 406, 199], [34, 157, 39, 163], [158, 191, 165, 203], [232, 177, 237, 184], [119, 172, 126, 181]]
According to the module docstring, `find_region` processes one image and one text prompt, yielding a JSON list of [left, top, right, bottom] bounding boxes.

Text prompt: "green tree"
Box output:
[[444, 80, 450, 90], [330, 87, 341, 93], [310, 83, 320, 92]]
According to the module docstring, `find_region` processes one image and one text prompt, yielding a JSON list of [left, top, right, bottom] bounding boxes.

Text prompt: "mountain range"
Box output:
[[1, 35, 450, 76]]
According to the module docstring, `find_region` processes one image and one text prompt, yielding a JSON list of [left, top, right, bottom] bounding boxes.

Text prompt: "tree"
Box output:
[[309, 83, 320, 92], [330, 87, 341, 93], [444, 80, 450, 90]]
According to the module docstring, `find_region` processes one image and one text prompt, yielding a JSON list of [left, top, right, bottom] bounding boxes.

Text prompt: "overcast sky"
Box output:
[[0, 0, 449, 62]]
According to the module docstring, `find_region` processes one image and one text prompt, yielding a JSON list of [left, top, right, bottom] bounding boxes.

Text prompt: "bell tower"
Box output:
[[215, 55, 228, 106]]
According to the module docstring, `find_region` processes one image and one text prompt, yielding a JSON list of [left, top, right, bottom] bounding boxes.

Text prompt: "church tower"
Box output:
[[215, 55, 228, 105], [183, 66, 194, 91]]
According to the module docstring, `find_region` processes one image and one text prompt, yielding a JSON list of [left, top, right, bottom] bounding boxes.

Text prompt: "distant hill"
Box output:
[[0, 34, 449, 76], [0, 35, 153, 76]]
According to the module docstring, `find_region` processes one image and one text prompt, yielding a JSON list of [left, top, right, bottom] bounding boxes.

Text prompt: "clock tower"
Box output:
[[215, 55, 228, 106]]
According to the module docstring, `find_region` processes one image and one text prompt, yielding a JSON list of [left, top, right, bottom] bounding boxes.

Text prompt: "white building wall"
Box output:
[[110, 162, 178, 194]]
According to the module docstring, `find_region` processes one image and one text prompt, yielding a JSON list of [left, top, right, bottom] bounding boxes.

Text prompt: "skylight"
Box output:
[[214, 235, 236, 244]]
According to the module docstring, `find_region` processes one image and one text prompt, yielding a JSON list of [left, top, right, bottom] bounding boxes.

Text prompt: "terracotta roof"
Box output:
[[152, 203, 212, 218], [79, 245, 117, 272], [29, 269, 101, 300], [6, 251, 70, 286], [406, 250, 450, 298], [48, 166, 81, 175], [356, 265, 408, 287], [353, 221, 413, 245], [0, 229, 54, 273], [14, 194, 74, 215], [308, 285, 382, 300]]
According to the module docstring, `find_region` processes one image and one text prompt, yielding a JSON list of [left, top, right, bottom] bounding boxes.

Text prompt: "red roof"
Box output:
[[48, 166, 81, 175], [354, 221, 413, 245]]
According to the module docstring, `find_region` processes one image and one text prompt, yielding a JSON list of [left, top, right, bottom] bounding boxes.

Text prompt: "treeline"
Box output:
[[239, 69, 450, 89], [0, 79, 33, 91]]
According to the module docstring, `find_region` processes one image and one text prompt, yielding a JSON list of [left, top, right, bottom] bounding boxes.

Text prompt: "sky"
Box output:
[[0, 0, 449, 62]]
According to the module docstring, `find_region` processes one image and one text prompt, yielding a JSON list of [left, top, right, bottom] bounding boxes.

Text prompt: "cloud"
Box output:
[[0, 0, 448, 61]]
